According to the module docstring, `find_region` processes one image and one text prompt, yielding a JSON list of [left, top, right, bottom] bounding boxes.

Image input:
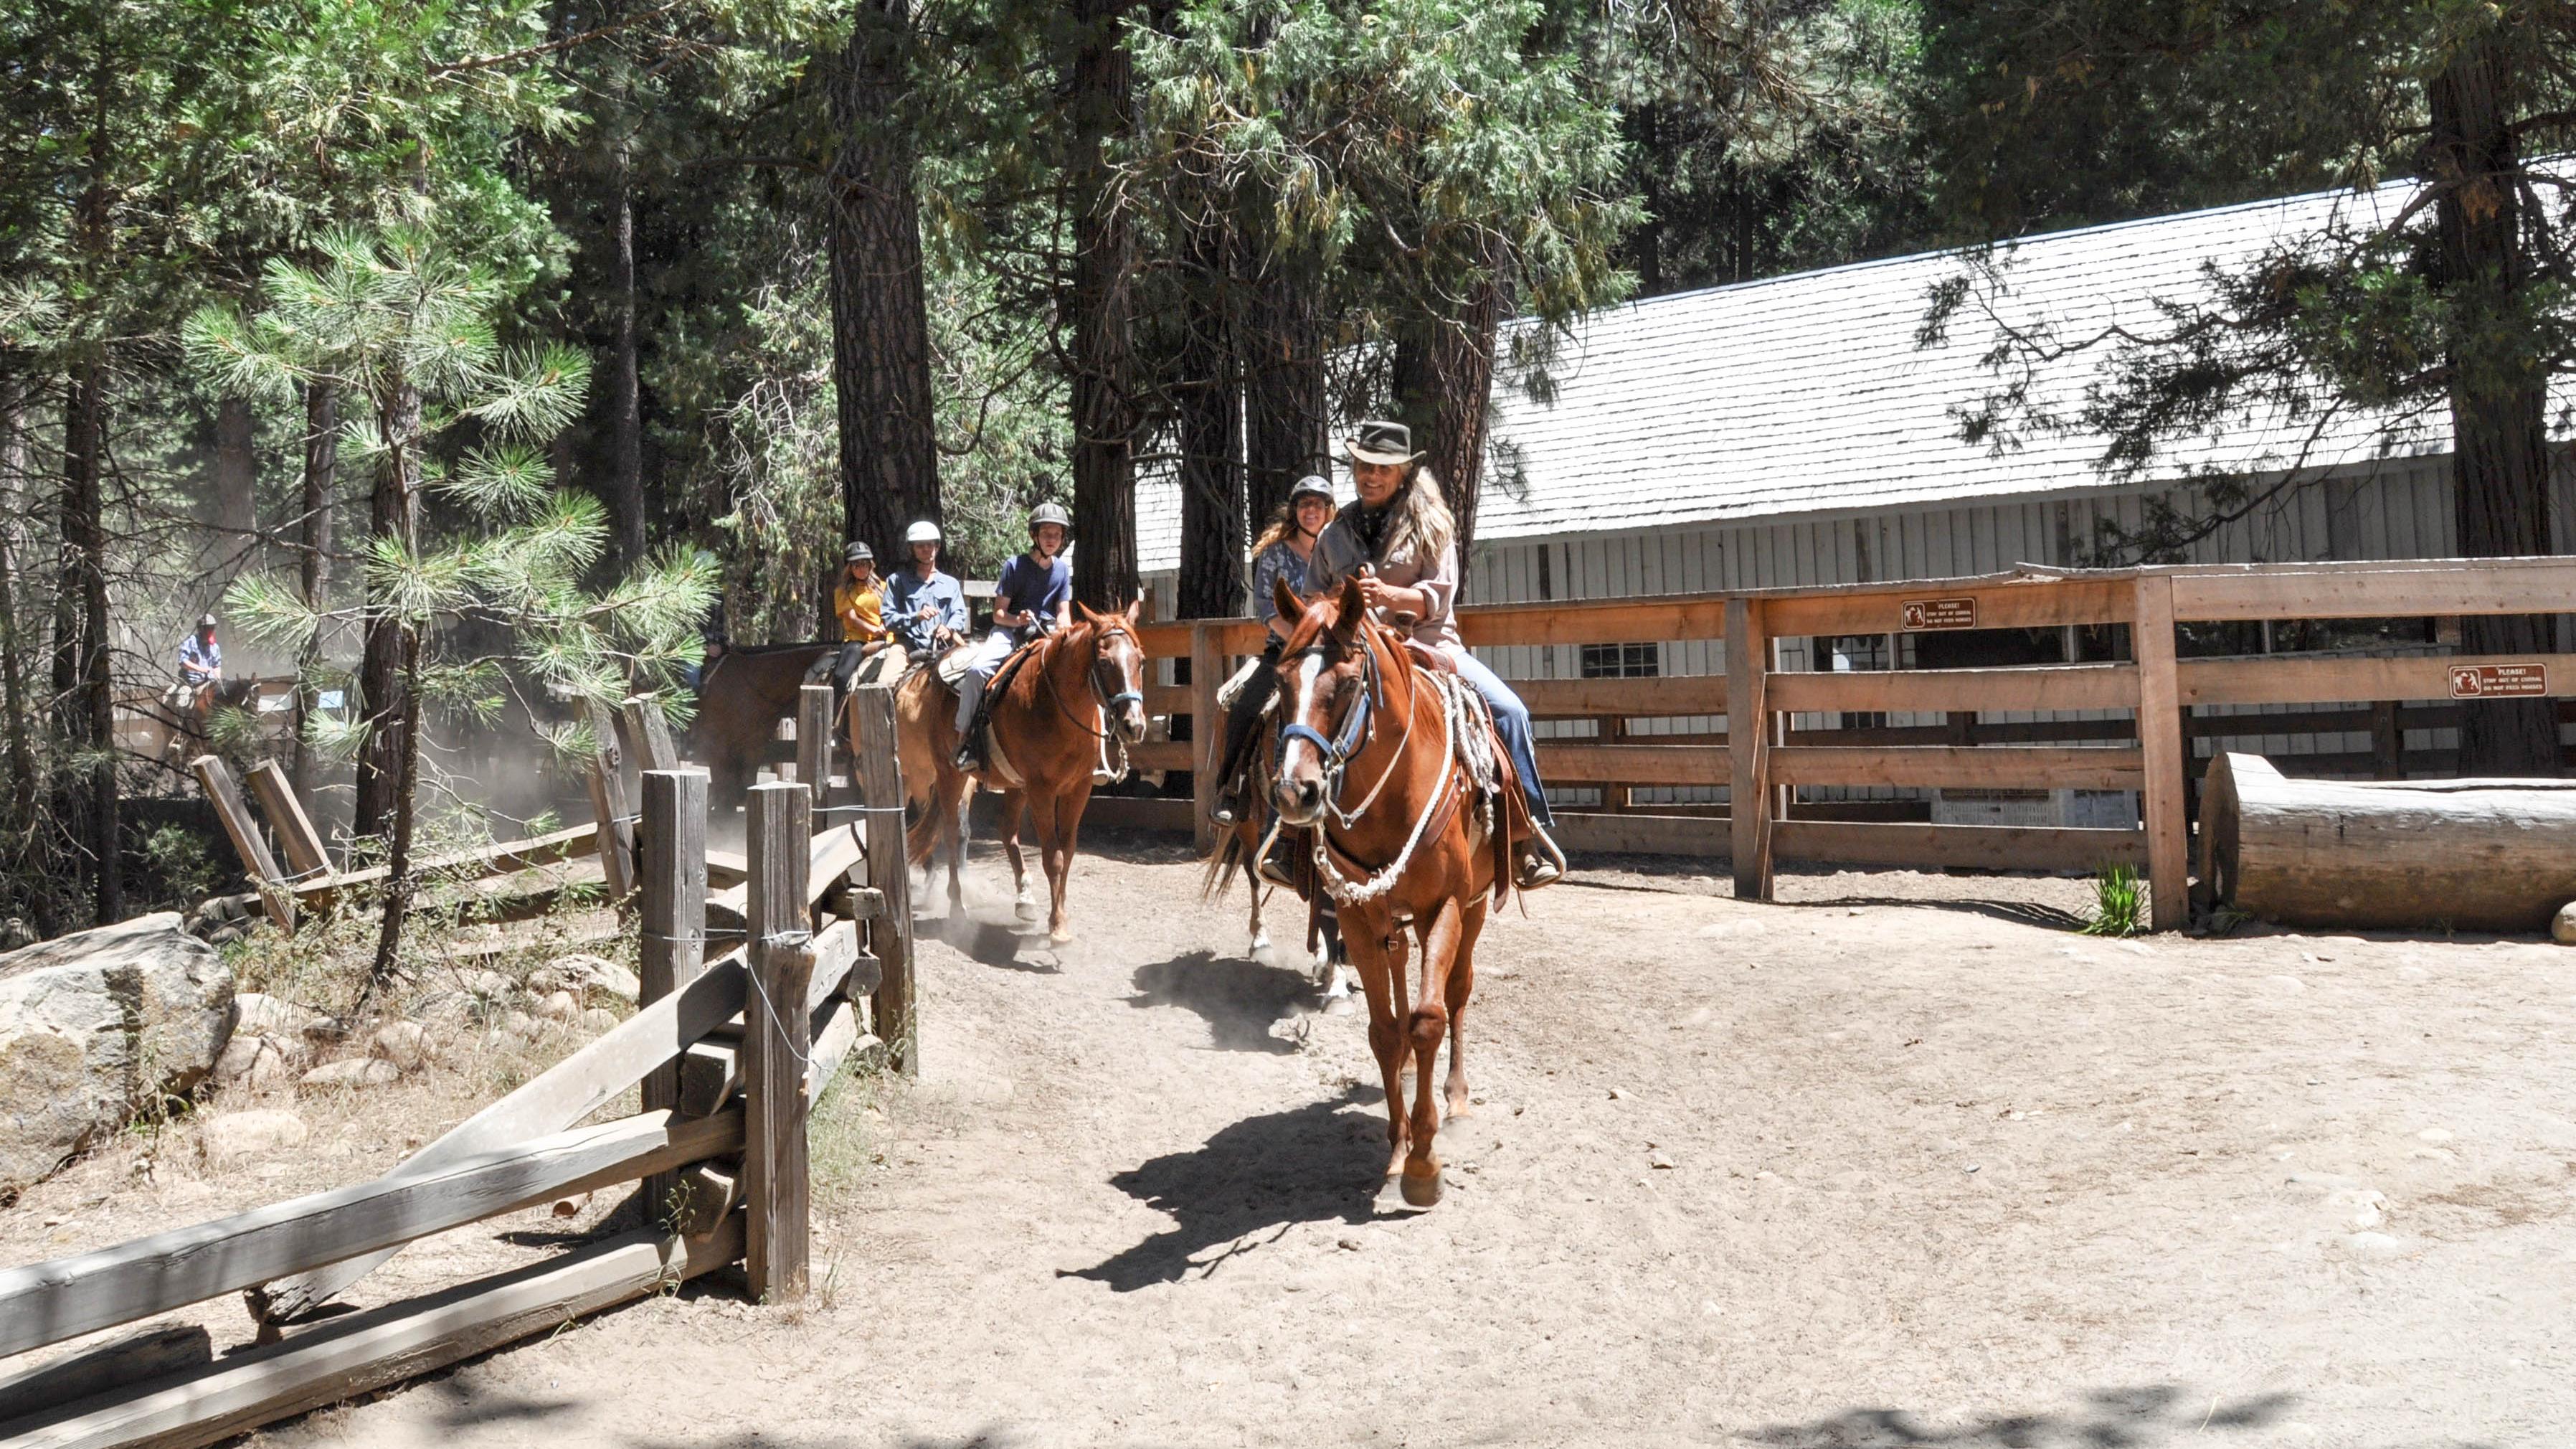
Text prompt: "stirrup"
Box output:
[[1258, 838, 1299, 889], [1515, 825, 1567, 891]]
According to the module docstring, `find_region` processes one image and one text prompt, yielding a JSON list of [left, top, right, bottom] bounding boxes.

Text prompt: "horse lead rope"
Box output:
[[1310, 635, 1459, 907]]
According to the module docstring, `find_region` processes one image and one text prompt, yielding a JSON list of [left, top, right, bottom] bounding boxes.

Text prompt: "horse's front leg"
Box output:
[[1041, 783, 1092, 945], [942, 767, 968, 912], [1444, 898, 1486, 1120], [1398, 898, 1467, 1208], [995, 788, 1033, 920], [1346, 911, 1410, 1183]]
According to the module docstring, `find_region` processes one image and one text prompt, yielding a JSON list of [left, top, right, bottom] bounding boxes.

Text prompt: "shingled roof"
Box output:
[[1139, 176, 2535, 575]]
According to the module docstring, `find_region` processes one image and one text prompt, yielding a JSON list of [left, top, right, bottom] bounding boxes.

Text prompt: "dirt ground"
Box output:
[[6, 841, 2573, 1448]]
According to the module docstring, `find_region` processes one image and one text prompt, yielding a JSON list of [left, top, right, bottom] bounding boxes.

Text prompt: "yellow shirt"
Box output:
[[835, 575, 887, 643]]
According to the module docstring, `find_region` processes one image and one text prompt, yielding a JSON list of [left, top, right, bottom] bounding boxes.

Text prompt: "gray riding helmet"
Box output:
[[1029, 501, 1073, 534], [1288, 475, 1334, 506], [843, 541, 873, 565]]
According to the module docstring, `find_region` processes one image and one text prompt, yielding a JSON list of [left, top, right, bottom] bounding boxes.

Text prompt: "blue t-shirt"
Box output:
[[995, 552, 1071, 629], [179, 635, 222, 681], [886, 568, 970, 656]]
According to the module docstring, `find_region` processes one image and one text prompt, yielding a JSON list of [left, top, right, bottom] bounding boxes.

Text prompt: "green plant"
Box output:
[[140, 825, 218, 905], [2080, 863, 2146, 938]]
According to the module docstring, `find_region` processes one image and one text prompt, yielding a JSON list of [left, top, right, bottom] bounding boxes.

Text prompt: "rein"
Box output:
[[1274, 619, 1454, 906]]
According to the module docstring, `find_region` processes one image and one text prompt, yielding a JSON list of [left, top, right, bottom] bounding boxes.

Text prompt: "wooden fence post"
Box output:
[[620, 694, 679, 773], [1725, 598, 1775, 900], [245, 760, 329, 881], [797, 683, 833, 804], [195, 755, 296, 930], [742, 781, 813, 1303], [584, 699, 636, 903], [638, 768, 707, 1218], [1190, 623, 1220, 854], [2134, 574, 2188, 930], [853, 682, 917, 1076]]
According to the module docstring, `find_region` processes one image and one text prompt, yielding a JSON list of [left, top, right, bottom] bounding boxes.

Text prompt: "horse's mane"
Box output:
[[1278, 590, 1416, 693]]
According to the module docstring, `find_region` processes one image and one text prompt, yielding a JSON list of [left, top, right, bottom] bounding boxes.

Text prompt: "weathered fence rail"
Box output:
[[1123, 554, 2576, 930], [5, 683, 919, 1447]]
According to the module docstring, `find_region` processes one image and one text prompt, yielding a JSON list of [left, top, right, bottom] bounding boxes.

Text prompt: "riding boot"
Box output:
[[1259, 829, 1301, 889], [1515, 822, 1568, 891], [951, 673, 989, 773]]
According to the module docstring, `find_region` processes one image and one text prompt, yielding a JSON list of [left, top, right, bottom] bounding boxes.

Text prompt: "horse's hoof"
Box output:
[[1323, 994, 1356, 1016], [1048, 926, 1074, 945], [1249, 931, 1271, 954], [1400, 1166, 1444, 1208], [1015, 897, 1039, 922]]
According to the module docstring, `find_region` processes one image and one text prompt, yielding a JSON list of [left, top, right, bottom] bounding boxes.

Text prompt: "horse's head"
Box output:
[[1267, 573, 1382, 827], [1075, 599, 1148, 746]]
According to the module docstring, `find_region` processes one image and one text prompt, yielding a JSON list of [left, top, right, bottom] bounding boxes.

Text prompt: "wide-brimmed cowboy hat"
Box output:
[[1343, 420, 1420, 467]]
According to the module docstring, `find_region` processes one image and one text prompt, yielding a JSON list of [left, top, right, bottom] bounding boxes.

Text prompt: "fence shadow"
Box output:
[[1123, 950, 1315, 1054], [1062, 1091, 1381, 1291], [1742, 1385, 2298, 1448]]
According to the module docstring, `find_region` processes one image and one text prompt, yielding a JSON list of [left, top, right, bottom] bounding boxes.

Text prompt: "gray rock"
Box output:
[[576, 1006, 620, 1035], [547, 953, 640, 1006], [199, 1108, 307, 1170], [531, 990, 580, 1024], [296, 1058, 400, 1092], [0, 912, 234, 1197], [2554, 901, 2576, 944], [234, 993, 321, 1039], [369, 1021, 435, 1073]]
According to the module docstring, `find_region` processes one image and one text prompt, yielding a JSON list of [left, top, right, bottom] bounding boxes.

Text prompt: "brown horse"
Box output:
[[880, 603, 1147, 943], [689, 643, 834, 803], [1266, 574, 1519, 1207]]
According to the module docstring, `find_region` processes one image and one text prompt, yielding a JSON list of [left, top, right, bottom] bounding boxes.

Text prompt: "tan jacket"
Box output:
[[1308, 514, 1462, 653]]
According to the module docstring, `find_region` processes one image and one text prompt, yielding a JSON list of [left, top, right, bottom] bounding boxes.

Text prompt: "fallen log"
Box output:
[[2199, 750, 2576, 932]]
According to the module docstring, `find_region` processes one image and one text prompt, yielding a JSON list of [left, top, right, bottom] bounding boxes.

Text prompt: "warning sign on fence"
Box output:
[[1900, 597, 1979, 631], [2448, 663, 2548, 699]]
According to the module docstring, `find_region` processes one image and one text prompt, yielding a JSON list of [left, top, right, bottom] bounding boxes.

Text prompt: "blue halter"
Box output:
[[1274, 634, 1379, 808]]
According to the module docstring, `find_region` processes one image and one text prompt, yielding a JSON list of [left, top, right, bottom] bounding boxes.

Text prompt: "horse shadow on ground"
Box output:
[[930, 913, 1061, 974], [1062, 1090, 1383, 1292], [1741, 1385, 2299, 1448], [1797, 895, 2088, 931], [1123, 950, 1315, 1054]]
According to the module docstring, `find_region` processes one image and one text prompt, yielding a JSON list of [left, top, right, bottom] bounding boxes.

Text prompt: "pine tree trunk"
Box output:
[[354, 381, 419, 841], [1392, 273, 1503, 588], [607, 136, 647, 570], [293, 381, 335, 803], [826, 0, 943, 557], [0, 377, 45, 932], [1243, 264, 1327, 534], [213, 395, 256, 584], [1066, 0, 1140, 610], [64, 359, 115, 923], [2428, 32, 2559, 776], [1177, 226, 1245, 620], [367, 622, 423, 991]]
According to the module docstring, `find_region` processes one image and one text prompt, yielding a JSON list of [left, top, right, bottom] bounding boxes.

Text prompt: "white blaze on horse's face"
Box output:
[[1272, 646, 1333, 826], [1104, 631, 1147, 744]]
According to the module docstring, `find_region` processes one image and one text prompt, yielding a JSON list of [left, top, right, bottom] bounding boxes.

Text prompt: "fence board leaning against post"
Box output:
[[584, 699, 637, 903], [194, 755, 294, 930], [1725, 598, 1775, 900], [797, 683, 833, 803], [742, 781, 813, 1302], [2132, 574, 2189, 930], [638, 768, 708, 1217], [853, 682, 917, 1076], [245, 760, 329, 881], [620, 694, 680, 773], [1190, 623, 1221, 854]]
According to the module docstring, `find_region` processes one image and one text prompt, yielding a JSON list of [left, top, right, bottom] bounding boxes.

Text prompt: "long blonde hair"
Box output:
[[1369, 464, 1456, 567], [1250, 497, 1310, 558]]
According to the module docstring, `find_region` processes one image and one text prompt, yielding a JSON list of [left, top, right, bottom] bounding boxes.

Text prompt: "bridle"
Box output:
[[1041, 620, 1145, 739], [1273, 621, 1412, 831]]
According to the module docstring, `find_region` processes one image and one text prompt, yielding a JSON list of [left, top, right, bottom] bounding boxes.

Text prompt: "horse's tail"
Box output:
[[1200, 821, 1245, 903]]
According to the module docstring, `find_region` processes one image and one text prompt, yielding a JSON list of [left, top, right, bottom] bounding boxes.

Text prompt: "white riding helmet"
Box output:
[[904, 520, 942, 545]]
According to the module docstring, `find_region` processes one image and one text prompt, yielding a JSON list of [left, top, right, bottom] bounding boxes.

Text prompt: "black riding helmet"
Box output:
[[843, 541, 873, 566]]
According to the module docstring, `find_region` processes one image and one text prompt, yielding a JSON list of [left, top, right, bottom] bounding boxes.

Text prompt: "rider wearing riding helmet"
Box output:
[[829, 541, 901, 693], [953, 501, 1074, 772], [1304, 421, 1566, 890], [1211, 474, 1336, 826], [885, 519, 970, 663]]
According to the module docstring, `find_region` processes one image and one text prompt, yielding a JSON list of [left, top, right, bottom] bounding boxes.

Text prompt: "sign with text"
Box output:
[[2448, 663, 2548, 699], [1900, 597, 1979, 631]]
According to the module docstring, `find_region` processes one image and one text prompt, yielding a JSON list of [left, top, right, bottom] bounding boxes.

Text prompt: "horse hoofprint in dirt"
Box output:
[[878, 602, 1148, 943], [1266, 573, 1529, 1208]]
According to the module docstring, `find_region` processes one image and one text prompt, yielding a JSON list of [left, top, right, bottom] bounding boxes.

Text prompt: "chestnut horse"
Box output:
[[877, 602, 1147, 943], [1267, 574, 1519, 1207]]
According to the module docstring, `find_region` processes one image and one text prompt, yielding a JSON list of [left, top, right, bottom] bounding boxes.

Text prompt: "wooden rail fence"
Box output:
[[1122, 555, 2576, 930], [4, 683, 919, 1446]]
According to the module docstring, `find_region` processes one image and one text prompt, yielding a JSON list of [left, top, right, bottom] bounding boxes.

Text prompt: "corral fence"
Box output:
[[0, 684, 918, 1448], [1110, 555, 2576, 930]]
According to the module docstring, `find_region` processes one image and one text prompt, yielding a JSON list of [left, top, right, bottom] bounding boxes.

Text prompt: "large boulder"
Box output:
[[0, 912, 235, 1199]]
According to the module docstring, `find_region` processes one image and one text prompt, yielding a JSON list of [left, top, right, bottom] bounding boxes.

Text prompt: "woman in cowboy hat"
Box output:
[[1212, 473, 1338, 826], [954, 501, 1074, 772], [1304, 421, 1565, 889]]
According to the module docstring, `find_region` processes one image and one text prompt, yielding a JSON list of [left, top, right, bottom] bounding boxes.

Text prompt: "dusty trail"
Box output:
[[213, 846, 2576, 1445]]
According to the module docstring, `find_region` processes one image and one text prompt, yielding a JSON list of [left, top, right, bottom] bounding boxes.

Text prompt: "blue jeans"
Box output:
[[1446, 650, 1555, 829]]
